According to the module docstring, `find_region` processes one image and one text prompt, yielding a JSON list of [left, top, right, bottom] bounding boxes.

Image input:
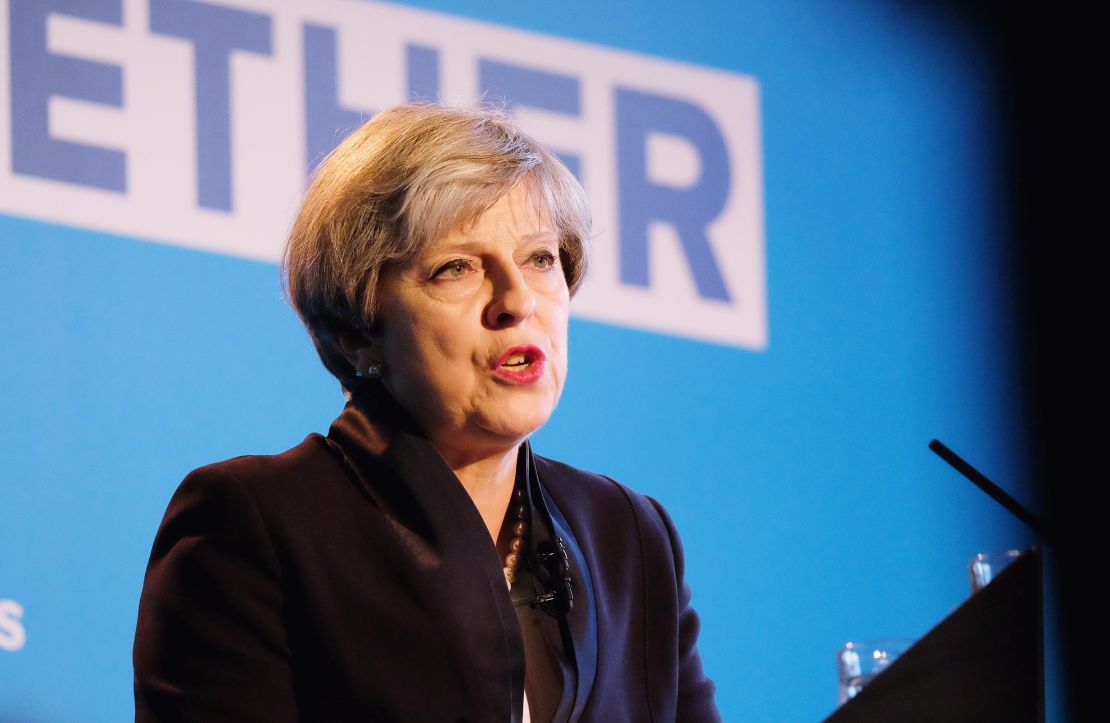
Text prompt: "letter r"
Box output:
[[616, 88, 732, 301]]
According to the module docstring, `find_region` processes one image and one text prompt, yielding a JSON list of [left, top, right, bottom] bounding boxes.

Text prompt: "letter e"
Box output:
[[8, 0, 126, 191]]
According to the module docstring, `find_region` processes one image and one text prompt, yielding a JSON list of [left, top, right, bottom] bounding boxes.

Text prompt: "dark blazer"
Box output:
[[133, 394, 720, 722]]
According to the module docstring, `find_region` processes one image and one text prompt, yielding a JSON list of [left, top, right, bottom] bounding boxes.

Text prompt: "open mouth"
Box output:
[[502, 352, 532, 369], [492, 345, 546, 382]]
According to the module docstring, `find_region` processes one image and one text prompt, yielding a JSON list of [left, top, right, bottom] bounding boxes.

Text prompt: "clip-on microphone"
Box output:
[[530, 537, 574, 617]]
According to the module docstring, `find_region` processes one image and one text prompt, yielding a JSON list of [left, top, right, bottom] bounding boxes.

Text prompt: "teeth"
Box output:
[[504, 353, 527, 366]]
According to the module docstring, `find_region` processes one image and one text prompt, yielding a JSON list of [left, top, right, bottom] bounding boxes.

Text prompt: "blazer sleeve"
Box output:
[[133, 465, 298, 723], [647, 496, 723, 723]]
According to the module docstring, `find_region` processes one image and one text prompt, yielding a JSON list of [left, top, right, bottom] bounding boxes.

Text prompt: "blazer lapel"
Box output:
[[524, 444, 599, 722], [327, 393, 526, 722]]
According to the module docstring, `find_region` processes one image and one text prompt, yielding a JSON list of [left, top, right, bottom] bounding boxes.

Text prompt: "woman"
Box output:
[[133, 104, 720, 722]]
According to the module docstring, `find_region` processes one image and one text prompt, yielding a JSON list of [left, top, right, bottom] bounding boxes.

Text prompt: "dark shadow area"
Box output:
[[899, 1, 1101, 719]]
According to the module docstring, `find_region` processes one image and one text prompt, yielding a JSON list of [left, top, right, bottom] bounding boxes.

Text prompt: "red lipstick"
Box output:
[[491, 345, 546, 384]]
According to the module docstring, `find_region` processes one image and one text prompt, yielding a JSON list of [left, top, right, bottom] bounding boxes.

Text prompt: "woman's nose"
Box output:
[[485, 265, 537, 328]]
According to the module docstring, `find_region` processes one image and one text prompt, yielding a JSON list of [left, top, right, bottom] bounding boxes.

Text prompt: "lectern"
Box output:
[[824, 547, 1043, 722]]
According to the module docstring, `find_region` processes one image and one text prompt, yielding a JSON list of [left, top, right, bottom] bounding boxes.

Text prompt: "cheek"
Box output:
[[547, 307, 570, 387], [399, 328, 462, 381], [379, 316, 443, 393], [382, 329, 472, 427]]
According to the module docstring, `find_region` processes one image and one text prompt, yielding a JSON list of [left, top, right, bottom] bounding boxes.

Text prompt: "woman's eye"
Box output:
[[432, 259, 472, 279], [530, 251, 557, 269]]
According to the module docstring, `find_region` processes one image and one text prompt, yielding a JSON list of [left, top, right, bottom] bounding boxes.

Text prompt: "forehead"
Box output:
[[424, 182, 557, 250]]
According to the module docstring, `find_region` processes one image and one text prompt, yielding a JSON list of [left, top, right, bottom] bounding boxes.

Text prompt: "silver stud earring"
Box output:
[[365, 362, 384, 379]]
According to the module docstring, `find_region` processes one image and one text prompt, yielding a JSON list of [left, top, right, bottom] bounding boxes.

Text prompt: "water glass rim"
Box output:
[[972, 549, 1022, 562], [839, 637, 914, 652]]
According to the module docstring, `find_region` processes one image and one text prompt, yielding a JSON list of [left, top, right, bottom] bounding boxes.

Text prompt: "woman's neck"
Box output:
[[348, 388, 524, 543], [438, 442, 520, 544]]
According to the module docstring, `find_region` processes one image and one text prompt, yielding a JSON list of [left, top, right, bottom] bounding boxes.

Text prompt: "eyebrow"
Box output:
[[424, 232, 559, 257]]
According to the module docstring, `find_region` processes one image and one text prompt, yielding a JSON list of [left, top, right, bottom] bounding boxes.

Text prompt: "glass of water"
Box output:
[[969, 550, 1021, 593], [836, 638, 913, 705]]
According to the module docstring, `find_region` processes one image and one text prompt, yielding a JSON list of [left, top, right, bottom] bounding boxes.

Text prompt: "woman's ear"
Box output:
[[336, 332, 381, 376]]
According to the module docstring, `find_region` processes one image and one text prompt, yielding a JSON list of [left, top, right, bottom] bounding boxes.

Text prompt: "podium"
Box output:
[[824, 547, 1043, 722]]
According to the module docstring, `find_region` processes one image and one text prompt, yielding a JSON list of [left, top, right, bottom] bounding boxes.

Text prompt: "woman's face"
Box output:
[[369, 183, 571, 460]]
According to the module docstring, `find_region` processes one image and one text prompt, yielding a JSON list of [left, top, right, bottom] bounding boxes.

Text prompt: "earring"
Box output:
[[365, 362, 384, 379]]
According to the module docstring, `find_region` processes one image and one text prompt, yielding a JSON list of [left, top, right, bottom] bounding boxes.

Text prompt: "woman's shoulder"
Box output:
[[533, 455, 682, 556], [148, 432, 371, 575], [191, 432, 334, 476], [535, 454, 645, 514], [177, 433, 340, 497], [159, 433, 352, 535]]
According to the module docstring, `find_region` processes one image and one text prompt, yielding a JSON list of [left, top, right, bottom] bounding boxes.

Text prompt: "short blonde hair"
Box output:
[[283, 103, 591, 390]]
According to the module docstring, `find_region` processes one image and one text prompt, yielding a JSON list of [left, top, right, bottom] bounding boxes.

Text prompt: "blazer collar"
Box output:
[[326, 387, 525, 721], [325, 386, 597, 722]]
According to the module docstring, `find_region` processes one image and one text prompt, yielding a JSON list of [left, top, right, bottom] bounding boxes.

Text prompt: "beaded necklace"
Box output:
[[502, 483, 528, 588]]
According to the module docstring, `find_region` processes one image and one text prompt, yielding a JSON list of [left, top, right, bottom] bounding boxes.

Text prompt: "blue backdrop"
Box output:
[[1, 1, 1050, 720]]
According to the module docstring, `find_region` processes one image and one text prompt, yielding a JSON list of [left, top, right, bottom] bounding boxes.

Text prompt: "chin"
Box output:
[[478, 400, 558, 442]]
